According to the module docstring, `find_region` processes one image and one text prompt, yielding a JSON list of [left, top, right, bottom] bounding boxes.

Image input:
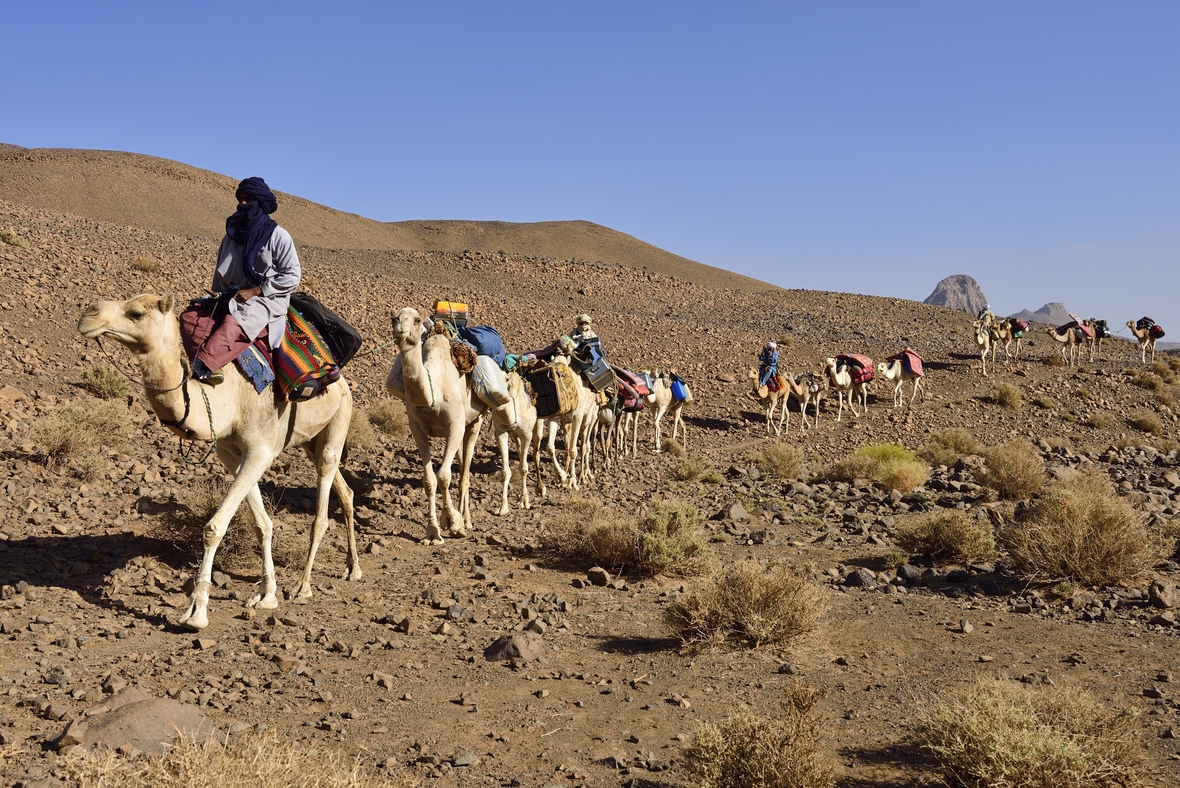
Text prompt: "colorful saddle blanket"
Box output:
[[889, 348, 923, 377], [836, 354, 874, 385]]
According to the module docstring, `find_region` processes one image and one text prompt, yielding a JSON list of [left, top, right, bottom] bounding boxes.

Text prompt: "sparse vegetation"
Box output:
[[666, 560, 824, 650], [345, 410, 380, 451], [63, 733, 417, 788], [979, 438, 1046, 500], [32, 402, 130, 475], [541, 496, 713, 577], [910, 681, 1147, 788], [990, 382, 1023, 411], [1032, 396, 1055, 409], [366, 399, 408, 437], [1128, 409, 1163, 436], [1087, 411, 1114, 430], [684, 683, 834, 788], [1074, 385, 1091, 400], [0, 226, 28, 248], [918, 427, 983, 467], [131, 255, 162, 274], [1002, 470, 1163, 585], [1042, 353, 1066, 368], [749, 443, 804, 480], [670, 452, 724, 484], [895, 509, 996, 563], [662, 437, 686, 457], [825, 443, 929, 492], [79, 362, 130, 400]]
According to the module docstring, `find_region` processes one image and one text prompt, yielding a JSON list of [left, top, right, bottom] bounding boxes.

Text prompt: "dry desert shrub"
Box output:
[[825, 443, 929, 492], [63, 733, 416, 788], [1128, 410, 1163, 436], [669, 452, 723, 484], [541, 496, 713, 577], [918, 427, 984, 468], [345, 410, 380, 451], [979, 439, 1046, 500], [666, 561, 824, 650], [154, 479, 255, 574], [909, 680, 1147, 788], [1087, 411, 1114, 430], [32, 402, 130, 476], [749, 443, 804, 479], [990, 382, 1023, 411], [0, 226, 28, 248], [1041, 353, 1066, 368], [131, 255, 162, 274], [79, 362, 131, 400], [367, 399, 408, 438], [1001, 470, 1163, 585], [684, 682, 834, 788], [1032, 396, 1055, 409], [895, 509, 996, 564], [662, 437, 686, 457], [1151, 360, 1176, 383]]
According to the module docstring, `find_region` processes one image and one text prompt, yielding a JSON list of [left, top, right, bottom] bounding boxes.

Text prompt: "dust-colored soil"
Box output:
[[1, 153, 1180, 788]]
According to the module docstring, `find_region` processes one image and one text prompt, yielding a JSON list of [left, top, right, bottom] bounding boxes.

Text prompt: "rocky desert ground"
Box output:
[[2, 149, 1180, 787]]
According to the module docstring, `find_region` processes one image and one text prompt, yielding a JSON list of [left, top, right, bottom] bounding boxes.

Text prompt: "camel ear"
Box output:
[[158, 294, 175, 314]]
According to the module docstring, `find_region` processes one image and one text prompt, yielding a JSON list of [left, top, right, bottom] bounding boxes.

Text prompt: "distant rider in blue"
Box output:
[[758, 341, 778, 388]]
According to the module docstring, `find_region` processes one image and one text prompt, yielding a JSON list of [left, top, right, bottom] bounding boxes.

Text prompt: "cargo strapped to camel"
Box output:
[[433, 300, 469, 328], [1137, 316, 1156, 331], [616, 378, 646, 412], [568, 338, 616, 393], [888, 348, 924, 377], [457, 324, 506, 366], [289, 293, 363, 369], [670, 373, 691, 402], [1010, 319, 1027, 339], [836, 354, 874, 386], [612, 367, 651, 397], [521, 360, 579, 418], [1094, 319, 1112, 339], [1151, 324, 1167, 339]]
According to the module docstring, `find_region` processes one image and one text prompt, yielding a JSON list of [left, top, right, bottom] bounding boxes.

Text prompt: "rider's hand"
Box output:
[[234, 286, 263, 303]]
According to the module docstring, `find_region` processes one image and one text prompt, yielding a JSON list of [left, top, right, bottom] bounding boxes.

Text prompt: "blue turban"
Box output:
[[225, 177, 278, 285]]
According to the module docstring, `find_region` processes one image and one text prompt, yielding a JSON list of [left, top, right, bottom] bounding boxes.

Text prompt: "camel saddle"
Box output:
[[766, 373, 786, 394], [888, 348, 923, 377], [836, 354, 874, 386], [520, 359, 579, 419]]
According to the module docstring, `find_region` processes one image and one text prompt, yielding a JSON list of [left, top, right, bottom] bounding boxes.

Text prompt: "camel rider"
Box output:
[[571, 314, 598, 343], [184, 177, 300, 384], [758, 341, 778, 388]]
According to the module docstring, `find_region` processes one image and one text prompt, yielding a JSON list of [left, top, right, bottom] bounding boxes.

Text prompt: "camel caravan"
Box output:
[[971, 306, 1160, 372]]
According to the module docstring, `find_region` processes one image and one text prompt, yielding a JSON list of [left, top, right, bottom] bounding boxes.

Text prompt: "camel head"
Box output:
[[391, 307, 424, 349], [78, 293, 177, 355], [1126, 320, 1137, 332]]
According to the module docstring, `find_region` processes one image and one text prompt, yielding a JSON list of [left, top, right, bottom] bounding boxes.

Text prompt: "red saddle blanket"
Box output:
[[889, 348, 923, 377], [836, 354, 874, 385]]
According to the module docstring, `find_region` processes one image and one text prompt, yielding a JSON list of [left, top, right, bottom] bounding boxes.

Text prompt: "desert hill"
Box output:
[[0, 144, 770, 292], [1009, 301, 1073, 325]]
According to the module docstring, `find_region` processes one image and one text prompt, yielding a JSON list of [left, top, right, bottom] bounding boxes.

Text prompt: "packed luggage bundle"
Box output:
[[521, 360, 579, 418], [612, 367, 651, 397], [1137, 316, 1156, 331], [1094, 319, 1112, 339], [433, 300, 469, 328], [615, 378, 646, 412], [457, 324, 506, 366], [274, 305, 342, 402], [1152, 324, 1167, 339], [836, 354, 874, 385], [569, 338, 616, 393], [291, 292, 362, 369], [670, 373, 692, 402], [1010, 319, 1028, 339], [888, 348, 924, 377]]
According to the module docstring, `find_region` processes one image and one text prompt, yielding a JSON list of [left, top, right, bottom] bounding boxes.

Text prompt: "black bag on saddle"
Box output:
[[290, 292, 363, 369]]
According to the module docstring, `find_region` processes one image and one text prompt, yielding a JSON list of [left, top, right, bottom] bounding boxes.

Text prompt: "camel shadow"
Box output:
[[587, 635, 681, 655], [684, 414, 731, 431], [837, 743, 938, 787]]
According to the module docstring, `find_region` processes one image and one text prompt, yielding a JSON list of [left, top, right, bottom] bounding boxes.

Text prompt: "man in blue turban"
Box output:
[[183, 177, 301, 384]]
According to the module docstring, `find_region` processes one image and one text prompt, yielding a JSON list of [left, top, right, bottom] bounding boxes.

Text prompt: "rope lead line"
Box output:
[[178, 386, 217, 465]]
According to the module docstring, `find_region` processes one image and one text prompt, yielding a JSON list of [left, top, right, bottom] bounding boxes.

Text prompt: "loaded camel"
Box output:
[[1044, 323, 1083, 367], [972, 320, 992, 376], [876, 353, 926, 407], [649, 371, 691, 452], [541, 348, 600, 490], [1127, 320, 1160, 364], [747, 369, 791, 435], [78, 294, 360, 631], [1082, 318, 1105, 362], [823, 356, 871, 420], [994, 319, 1024, 362], [491, 372, 545, 515], [389, 307, 484, 545], [748, 369, 822, 434]]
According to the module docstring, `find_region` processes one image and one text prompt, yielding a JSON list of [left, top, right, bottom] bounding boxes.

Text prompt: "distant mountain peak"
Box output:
[[924, 275, 988, 314], [1008, 302, 1073, 325]]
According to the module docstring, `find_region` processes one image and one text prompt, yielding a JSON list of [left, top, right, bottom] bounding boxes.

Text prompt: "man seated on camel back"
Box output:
[[182, 177, 301, 384]]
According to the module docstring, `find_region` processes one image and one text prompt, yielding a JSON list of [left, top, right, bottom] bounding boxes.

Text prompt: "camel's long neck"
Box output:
[[136, 336, 189, 426], [398, 339, 435, 408]]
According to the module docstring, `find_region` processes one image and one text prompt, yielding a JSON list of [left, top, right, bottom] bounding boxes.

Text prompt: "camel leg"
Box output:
[[495, 429, 512, 517], [776, 396, 788, 434], [242, 485, 279, 610], [546, 421, 569, 488], [653, 406, 666, 452], [672, 408, 686, 451], [178, 450, 273, 630], [453, 415, 482, 536], [531, 423, 547, 500], [516, 429, 532, 510], [408, 421, 444, 546]]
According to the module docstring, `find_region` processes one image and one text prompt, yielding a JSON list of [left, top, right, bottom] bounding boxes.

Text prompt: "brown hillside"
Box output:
[[0, 144, 770, 291]]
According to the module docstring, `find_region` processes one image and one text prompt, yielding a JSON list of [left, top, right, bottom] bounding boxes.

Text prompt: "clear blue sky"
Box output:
[[4, 3, 1178, 334]]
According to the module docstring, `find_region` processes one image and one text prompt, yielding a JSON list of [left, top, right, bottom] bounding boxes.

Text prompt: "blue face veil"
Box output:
[[225, 177, 278, 285]]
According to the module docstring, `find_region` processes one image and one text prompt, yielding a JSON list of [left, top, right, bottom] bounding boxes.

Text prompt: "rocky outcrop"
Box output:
[[923, 275, 988, 314], [1009, 302, 1072, 325]]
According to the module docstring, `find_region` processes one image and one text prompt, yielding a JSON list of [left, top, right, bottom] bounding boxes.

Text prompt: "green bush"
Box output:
[[749, 443, 804, 480], [991, 383, 1023, 411], [823, 443, 929, 492]]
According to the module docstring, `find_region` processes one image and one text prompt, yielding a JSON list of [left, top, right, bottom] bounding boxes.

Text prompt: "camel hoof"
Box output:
[[248, 592, 279, 610], [289, 582, 314, 599], [177, 603, 208, 631], [342, 567, 363, 582], [420, 537, 445, 546], [495, 505, 510, 517]]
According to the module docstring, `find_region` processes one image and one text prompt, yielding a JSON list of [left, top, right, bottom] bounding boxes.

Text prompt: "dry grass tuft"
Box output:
[[345, 411, 380, 451], [32, 402, 130, 477], [1002, 470, 1163, 585], [367, 399, 408, 438], [909, 680, 1147, 788], [684, 682, 834, 788], [662, 437, 686, 457], [825, 443, 929, 492], [918, 428, 984, 468], [1087, 412, 1114, 430], [895, 510, 996, 564], [979, 439, 1046, 500], [1032, 396, 1055, 409], [666, 561, 824, 650], [0, 226, 28, 248], [749, 443, 804, 480], [131, 256, 162, 274], [669, 452, 723, 484], [991, 382, 1023, 411], [154, 479, 256, 574], [1041, 353, 1066, 368], [541, 497, 713, 577], [63, 733, 416, 787], [1128, 410, 1163, 436], [79, 363, 131, 400]]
